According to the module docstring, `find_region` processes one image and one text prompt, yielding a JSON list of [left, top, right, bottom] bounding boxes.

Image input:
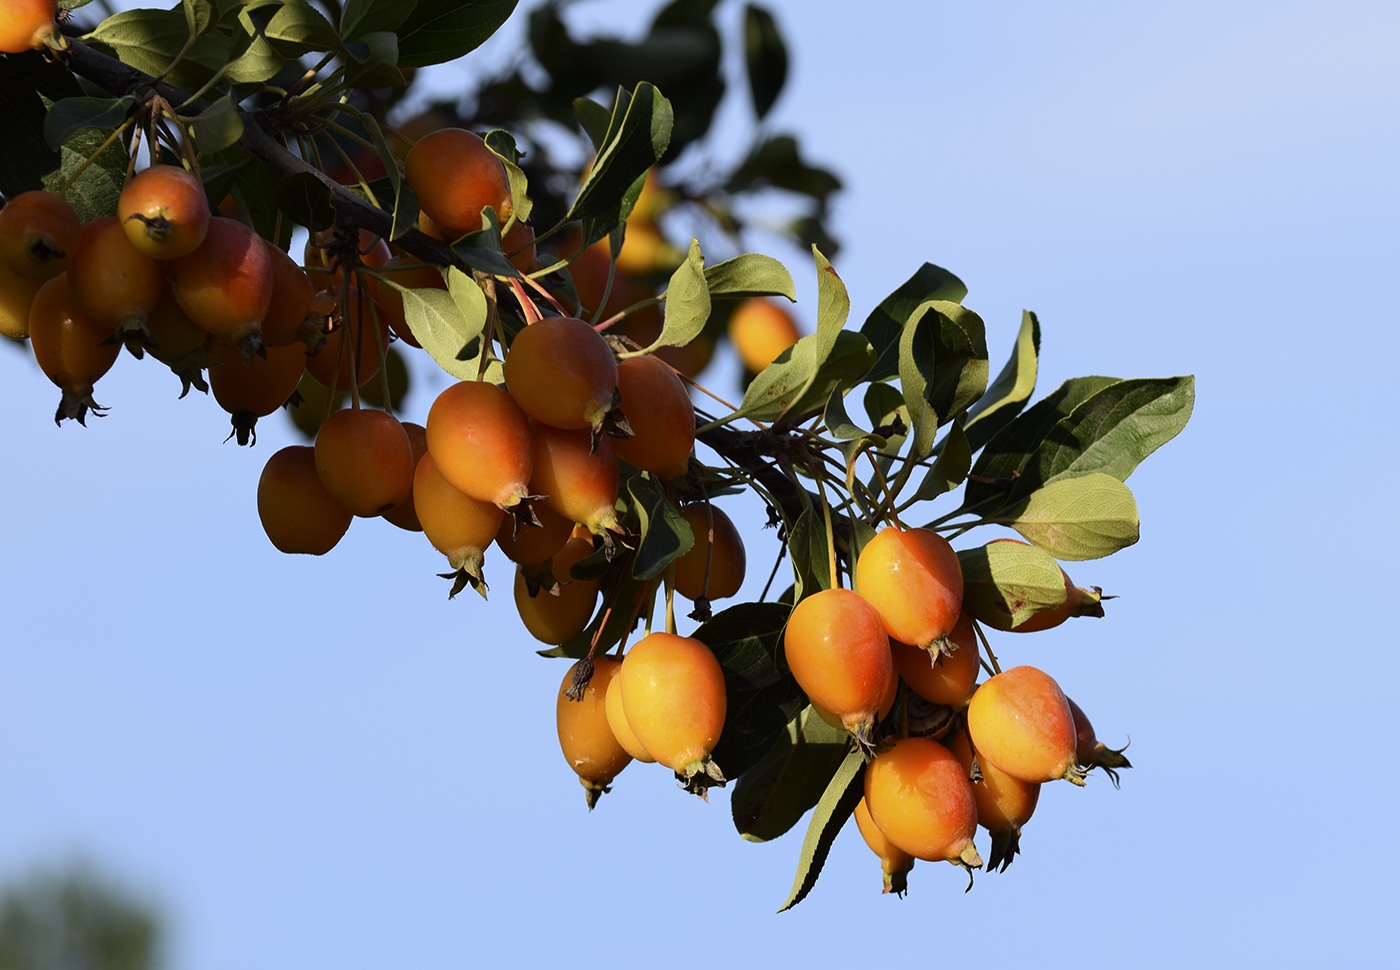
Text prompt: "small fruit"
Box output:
[[605, 671, 656, 764], [1066, 696, 1132, 787], [502, 221, 540, 273], [0, 0, 60, 54], [728, 297, 800, 372], [314, 408, 415, 517], [169, 217, 273, 351], [528, 420, 621, 538], [619, 632, 727, 791], [405, 128, 512, 236], [673, 504, 745, 603], [0, 190, 80, 281], [208, 340, 306, 445], [27, 273, 121, 424], [259, 242, 318, 347], [515, 535, 600, 644], [556, 658, 632, 809], [504, 316, 619, 433], [67, 217, 163, 340], [495, 501, 572, 566], [425, 380, 535, 510], [855, 525, 964, 657], [864, 736, 982, 873], [854, 796, 915, 896], [782, 588, 892, 751], [967, 666, 1086, 786], [381, 422, 429, 532], [946, 730, 1041, 873], [0, 260, 41, 340], [257, 445, 353, 555], [612, 354, 694, 480], [414, 449, 505, 596], [891, 612, 980, 710], [117, 165, 211, 260]]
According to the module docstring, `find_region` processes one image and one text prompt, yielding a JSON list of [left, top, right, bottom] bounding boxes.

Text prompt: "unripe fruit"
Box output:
[[967, 665, 1085, 786], [414, 449, 505, 595], [0, 190, 80, 281], [0, 260, 41, 340], [855, 525, 964, 656], [257, 445, 353, 555], [891, 612, 980, 710], [169, 217, 273, 347], [27, 273, 121, 424], [515, 535, 600, 645], [117, 165, 211, 260], [619, 632, 727, 789], [864, 736, 982, 871], [673, 504, 745, 602], [381, 422, 429, 532], [557, 658, 632, 809], [504, 316, 619, 432], [425, 381, 535, 510], [605, 671, 656, 764], [68, 217, 163, 331], [612, 354, 694, 480], [314, 408, 415, 517], [728, 298, 800, 372], [528, 420, 621, 537], [0, 0, 60, 54], [946, 730, 1041, 873], [207, 341, 306, 445], [405, 128, 512, 236], [783, 588, 892, 750], [854, 797, 915, 896]]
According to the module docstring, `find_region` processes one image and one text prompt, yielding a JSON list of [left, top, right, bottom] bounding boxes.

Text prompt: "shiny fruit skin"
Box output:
[[0, 260, 41, 340], [605, 671, 656, 764], [673, 504, 746, 602], [855, 525, 964, 652], [117, 165, 210, 260], [528, 420, 620, 534], [515, 536, 600, 645], [892, 612, 980, 710], [613, 354, 694, 480], [783, 588, 892, 738], [854, 796, 915, 895], [169, 217, 273, 343], [28, 274, 120, 391], [304, 288, 389, 391], [495, 501, 572, 566], [0, 0, 58, 53], [405, 129, 512, 236], [381, 422, 429, 531], [208, 340, 305, 417], [619, 633, 727, 774], [0, 190, 80, 281], [68, 217, 163, 329], [425, 381, 534, 509], [504, 316, 618, 431], [814, 663, 897, 731], [414, 450, 505, 571], [257, 445, 352, 555], [557, 658, 632, 800], [259, 242, 317, 347], [967, 665, 1081, 785], [864, 736, 981, 866], [314, 408, 415, 517], [728, 297, 800, 372], [946, 729, 1040, 872]]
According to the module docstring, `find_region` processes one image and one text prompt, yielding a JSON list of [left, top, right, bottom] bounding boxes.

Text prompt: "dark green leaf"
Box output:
[[564, 84, 673, 249], [356, 113, 416, 239], [633, 238, 707, 353], [822, 384, 867, 442], [225, 5, 285, 85], [0, 51, 81, 197], [1001, 473, 1140, 561], [573, 97, 611, 151], [188, 97, 244, 155], [274, 172, 335, 231], [743, 4, 787, 119], [84, 8, 229, 92], [965, 309, 1040, 453], [910, 416, 971, 504], [860, 263, 967, 384], [776, 750, 866, 912], [627, 475, 694, 580], [41, 124, 127, 223], [226, 153, 290, 247], [897, 300, 941, 461], [265, 0, 343, 55], [42, 97, 135, 150], [483, 129, 533, 227], [719, 330, 875, 427], [451, 209, 520, 277], [958, 539, 1067, 630], [732, 707, 848, 843], [340, 0, 417, 40], [396, 0, 520, 69], [342, 31, 405, 90], [725, 135, 840, 205], [928, 300, 989, 424], [703, 253, 795, 301], [184, 0, 219, 38], [787, 507, 829, 604]]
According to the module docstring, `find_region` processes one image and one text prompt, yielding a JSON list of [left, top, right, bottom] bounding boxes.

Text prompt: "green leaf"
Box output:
[[398, 268, 487, 380], [342, 31, 406, 91], [926, 300, 989, 424], [451, 209, 519, 277], [897, 300, 941, 461], [0, 52, 82, 197], [860, 263, 967, 384], [962, 375, 1121, 510], [227, 158, 290, 248], [1002, 473, 1140, 561], [776, 750, 866, 912], [564, 84, 673, 249], [631, 238, 708, 354], [909, 416, 971, 504], [84, 8, 229, 92], [573, 97, 611, 151], [743, 4, 788, 120], [340, 0, 417, 39], [189, 97, 244, 155], [225, 5, 285, 84], [483, 129, 533, 227], [725, 135, 841, 206], [355, 113, 417, 239], [703, 253, 795, 301], [274, 172, 335, 231], [184, 0, 219, 38], [965, 310, 1040, 454], [719, 330, 875, 427], [42, 124, 127, 223], [732, 707, 849, 843], [627, 475, 694, 581], [395, 0, 520, 69], [787, 507, 829, 604], [42, 97, 134, 150], [264, 0, 343, 55], [957, 539, 1068, 630]]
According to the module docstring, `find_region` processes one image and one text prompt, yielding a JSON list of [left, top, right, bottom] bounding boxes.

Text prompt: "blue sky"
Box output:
[[3, 2, 1397, 967]]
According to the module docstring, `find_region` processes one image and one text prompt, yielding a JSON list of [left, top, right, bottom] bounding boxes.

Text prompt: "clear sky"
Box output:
[[3, 1, 1397, 967]]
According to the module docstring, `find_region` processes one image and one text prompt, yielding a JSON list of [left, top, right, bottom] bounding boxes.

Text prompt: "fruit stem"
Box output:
[[517, 272, 568, 317], [476, 276, 498, 382], [805, 451, 839, 590], [971, 619, 1002, 676], [864, 449, 904, 530], [362, 271, 393, 416], [663, 562, 677, 636], [508, 277, 541, 324]]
